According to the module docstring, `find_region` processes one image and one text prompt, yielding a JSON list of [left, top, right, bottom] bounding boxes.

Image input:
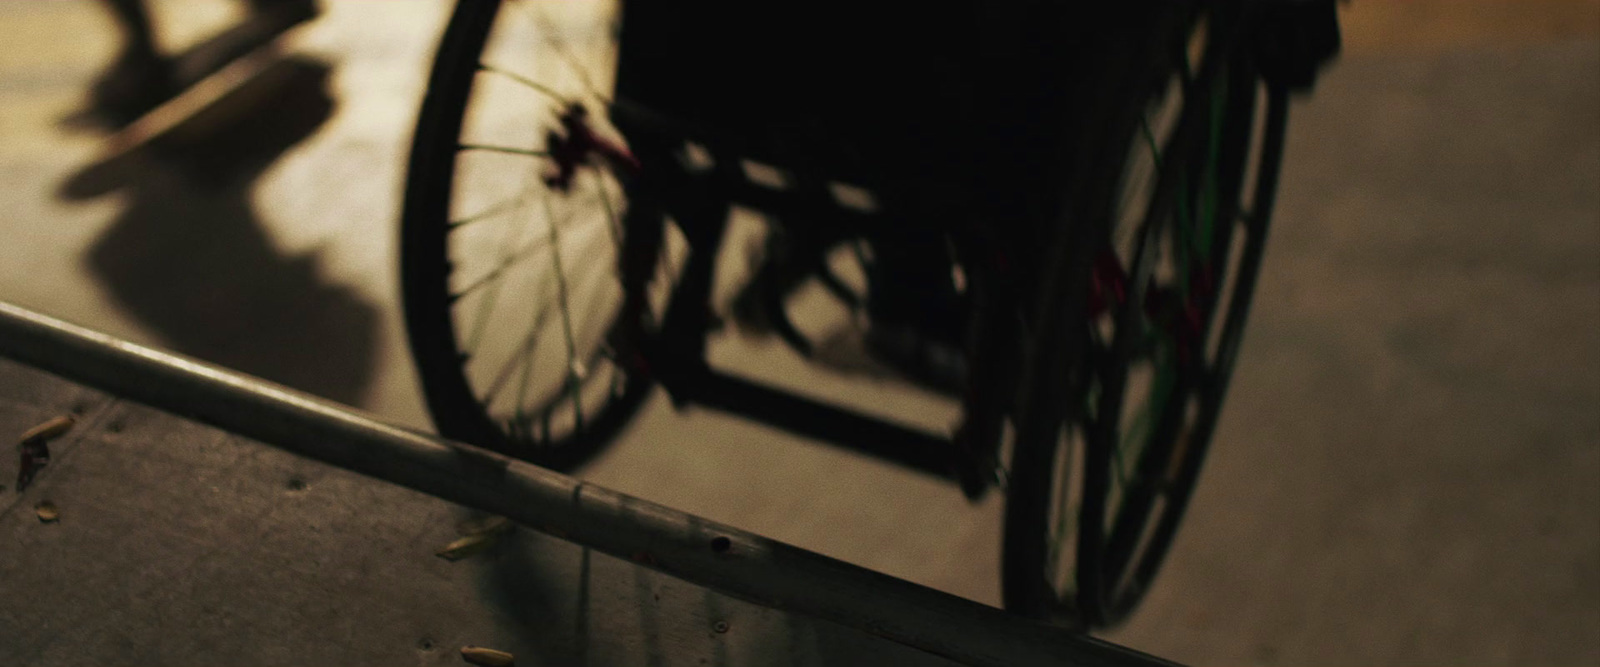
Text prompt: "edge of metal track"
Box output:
[[0, 300, 1179, 667]]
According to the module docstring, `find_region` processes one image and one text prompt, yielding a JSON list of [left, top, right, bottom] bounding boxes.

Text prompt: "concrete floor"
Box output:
[[0, 356, 980, 667], [1, 1, 1596, 665]]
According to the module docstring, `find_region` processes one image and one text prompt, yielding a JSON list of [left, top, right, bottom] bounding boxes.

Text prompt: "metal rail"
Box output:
[[0, 300, 1178, 667]]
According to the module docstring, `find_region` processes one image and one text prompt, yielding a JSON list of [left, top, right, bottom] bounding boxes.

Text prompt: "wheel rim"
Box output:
[[403, 0, 682, 466], [1032, 12, 1287, 625]]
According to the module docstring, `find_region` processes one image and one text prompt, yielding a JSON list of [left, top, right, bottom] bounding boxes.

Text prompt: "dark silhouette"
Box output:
[[58, 58, 380, 407], [83, 0, 318, 127]]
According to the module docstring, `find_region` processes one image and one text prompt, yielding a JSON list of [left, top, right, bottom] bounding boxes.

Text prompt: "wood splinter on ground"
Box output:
[[460, 645, 515, 667], [21, 415, 75, 443], [436, 516, 514, 561]]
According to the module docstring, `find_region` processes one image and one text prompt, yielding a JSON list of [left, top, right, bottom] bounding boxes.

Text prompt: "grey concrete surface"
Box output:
[[0, 357, 966, 666], [0, 1, 1596, 665]]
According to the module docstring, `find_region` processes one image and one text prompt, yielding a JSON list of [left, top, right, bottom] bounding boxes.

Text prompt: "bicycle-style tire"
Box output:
[[401, 0, 664, 470], [1001, 5, 1290, 628]]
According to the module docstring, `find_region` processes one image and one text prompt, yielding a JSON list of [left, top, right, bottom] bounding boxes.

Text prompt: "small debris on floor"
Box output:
[[21, 415, 75, 443], [437, 517, 514, 562], [35, 501, 59, 523], [17, 415, 74, 492], [460, 645, 514, 667]]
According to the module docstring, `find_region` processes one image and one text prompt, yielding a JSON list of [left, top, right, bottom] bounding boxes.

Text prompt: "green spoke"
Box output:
[[1117, 342, 1178, 492], [1179, 46, 1196, 91], [1197, 71, 1228, 259], [1178, 176, 1194, 296], [1176, 170, 1192, 256], [1117, 115, 1165, 252]]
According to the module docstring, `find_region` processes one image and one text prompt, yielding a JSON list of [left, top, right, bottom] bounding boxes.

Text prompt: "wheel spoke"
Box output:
[[1162, 425, 1197, 484], [462, 203, 543, 353], [1175, 172, 1193, 286], [592, 170, 623, 250], [1047, 509, 1073, 581], [508, 0, 612, 105], [1139, 117, 1164, 169], [542, 195, 586, 432], [451, 196, 524, 230], [481, 302, 551, 408], [512, 315, 538, 428], [459, 142, 550, 158], [567, 374, 585, 432], [1113, 115, 1165, 253], [1047, 437, 1080, 582], [452, 231, 554, 300], [1195, 71, 1229, 259], [1117, 349, 1177, 491], [478, 62, 569, 104]]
